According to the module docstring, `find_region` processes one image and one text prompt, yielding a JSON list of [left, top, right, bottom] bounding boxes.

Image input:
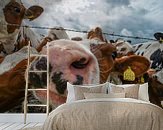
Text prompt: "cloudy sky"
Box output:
[[23, 0, 163, 44]]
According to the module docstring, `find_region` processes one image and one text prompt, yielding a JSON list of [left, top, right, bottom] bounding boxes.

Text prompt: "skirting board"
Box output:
[[0, 114, 47, 123]]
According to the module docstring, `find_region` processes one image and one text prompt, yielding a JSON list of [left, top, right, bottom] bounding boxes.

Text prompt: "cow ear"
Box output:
[[114, 55, 150, 77], [24, 6, 44, 21]]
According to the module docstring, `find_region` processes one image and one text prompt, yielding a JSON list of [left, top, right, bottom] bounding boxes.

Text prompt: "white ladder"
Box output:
[[24, 41, 50, 124]]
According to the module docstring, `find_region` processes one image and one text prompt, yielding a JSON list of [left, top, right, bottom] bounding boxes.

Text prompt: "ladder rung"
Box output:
[[30, 54, 47, 57], [27, 104, 47, 107], [29, 70, 47, 73], [28, 88, 47, 91]]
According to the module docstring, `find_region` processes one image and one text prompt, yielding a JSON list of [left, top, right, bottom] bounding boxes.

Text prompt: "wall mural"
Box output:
[[0, 0, 163, 113]]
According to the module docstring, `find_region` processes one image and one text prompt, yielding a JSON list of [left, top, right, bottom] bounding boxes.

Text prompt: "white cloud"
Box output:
[[129, 0, 163, 25], [22, 0, 163, 43], [121, 28, 133, 36]]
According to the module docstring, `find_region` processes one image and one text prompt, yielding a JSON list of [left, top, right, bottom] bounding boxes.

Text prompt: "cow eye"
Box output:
[[120, 47, 127, 51], [112, 51, 117, 59], [14, 7, 20, 13]]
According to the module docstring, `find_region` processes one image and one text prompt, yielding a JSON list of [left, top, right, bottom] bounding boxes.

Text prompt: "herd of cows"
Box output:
[[0, 0, 162, 113]]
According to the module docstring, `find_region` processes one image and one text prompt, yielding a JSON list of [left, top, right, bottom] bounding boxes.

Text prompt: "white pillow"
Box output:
[[107, 82, 149, 102], [108, 83, 136, 93], [84, 92, 126, 99], [138, 83, 149, 102], [109, 83, 139, 99], [66, 82, 108, 103]]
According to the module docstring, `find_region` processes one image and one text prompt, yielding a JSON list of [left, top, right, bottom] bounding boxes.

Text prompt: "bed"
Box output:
[[41, 98, 163, 130], [22, 82, 163, 130]]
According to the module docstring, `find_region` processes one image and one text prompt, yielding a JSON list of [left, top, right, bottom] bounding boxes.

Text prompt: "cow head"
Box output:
[[87, 27, 117, 83], [2, 0, 44, 34], [29, 40, 99, 106], [114, 39, 134, 57], [90, 43, 117, 83]]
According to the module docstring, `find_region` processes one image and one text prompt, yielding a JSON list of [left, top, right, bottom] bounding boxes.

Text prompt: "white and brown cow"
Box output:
[[0, 38, 100, 112], [29, 40, 100, 107], [0, 0, 44, 56]]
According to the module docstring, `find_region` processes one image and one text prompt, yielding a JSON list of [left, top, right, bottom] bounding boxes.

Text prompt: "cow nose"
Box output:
[[51, 72, 67, 94], [73, 75, 83, 85]]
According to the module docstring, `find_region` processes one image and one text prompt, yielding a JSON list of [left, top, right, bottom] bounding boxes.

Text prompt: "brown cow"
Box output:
[[0, 59, 27, 112], [0, 0, 44, 56]]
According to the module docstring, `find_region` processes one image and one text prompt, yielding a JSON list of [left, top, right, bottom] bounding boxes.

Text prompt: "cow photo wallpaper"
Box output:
[[0, 0, 163, 114]]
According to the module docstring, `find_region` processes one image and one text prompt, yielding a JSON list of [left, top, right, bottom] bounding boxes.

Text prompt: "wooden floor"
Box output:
[[0, 122, 43, 130], [0, 114, 46, 130]]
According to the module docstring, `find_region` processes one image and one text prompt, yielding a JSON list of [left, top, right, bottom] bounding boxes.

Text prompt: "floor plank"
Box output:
[[0, 114, 46, 123], [22, 123, 38, 129], [34, 123, 43, 127], [14, 123, 30, 130], [3, 123, 21, 130], [0, 123, 14, 130], [0, 122, 43, 130], [0, 123, 6, 128]]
